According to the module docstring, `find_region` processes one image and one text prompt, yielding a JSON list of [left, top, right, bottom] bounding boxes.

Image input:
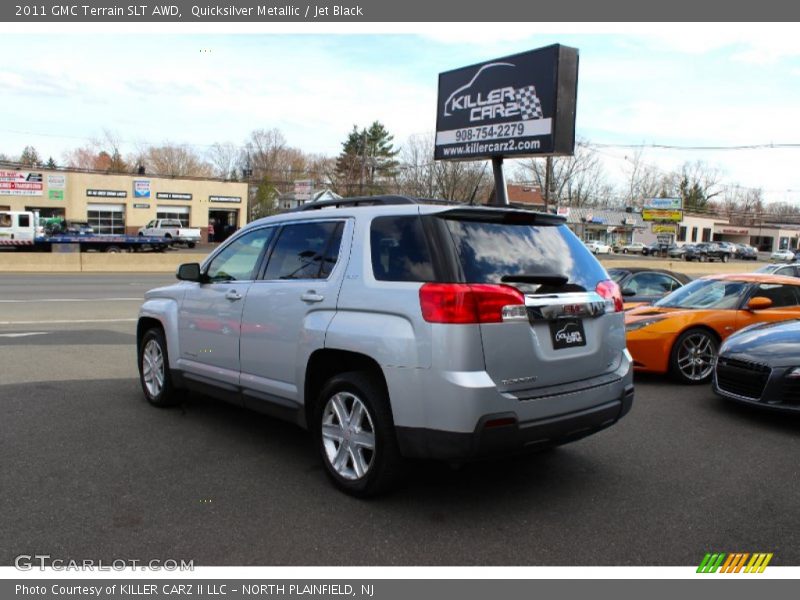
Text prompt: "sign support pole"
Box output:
[[491, 156, 509, 206]]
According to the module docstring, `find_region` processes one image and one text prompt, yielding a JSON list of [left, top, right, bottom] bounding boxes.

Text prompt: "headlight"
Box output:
[[787, 367, 800, 379], [625, 317, 665, 332]]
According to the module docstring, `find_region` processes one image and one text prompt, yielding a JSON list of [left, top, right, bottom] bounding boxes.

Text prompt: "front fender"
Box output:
[[139, 296, 183, 370]]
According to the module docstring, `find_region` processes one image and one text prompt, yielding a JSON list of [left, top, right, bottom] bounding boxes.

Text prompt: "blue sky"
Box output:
[[2, 29, 800, 201]]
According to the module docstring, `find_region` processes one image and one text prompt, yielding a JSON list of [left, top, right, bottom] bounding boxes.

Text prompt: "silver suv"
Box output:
[[137, 197, 634, 496]]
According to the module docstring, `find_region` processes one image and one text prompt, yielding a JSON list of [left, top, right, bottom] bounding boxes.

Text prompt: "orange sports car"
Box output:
[[625, 273, 800, 384]]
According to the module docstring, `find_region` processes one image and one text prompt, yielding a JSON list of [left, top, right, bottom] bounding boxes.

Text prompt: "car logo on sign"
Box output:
[[555, 322, 584, 345]]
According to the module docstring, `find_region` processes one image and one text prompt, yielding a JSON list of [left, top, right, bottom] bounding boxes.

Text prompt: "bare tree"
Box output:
[[207, 142, 241, 180], [143, 144, 213, 177], [621, 147, 662, 206], [517, 140, 609, 207]]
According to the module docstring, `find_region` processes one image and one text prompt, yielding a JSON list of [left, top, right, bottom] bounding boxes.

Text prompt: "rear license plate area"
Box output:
[[549, 318, 587, 350]]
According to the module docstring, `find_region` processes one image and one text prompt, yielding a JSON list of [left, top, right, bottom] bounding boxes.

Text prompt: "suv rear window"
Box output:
[[442, 219, 608, 292], [370, 216, 435, 282]]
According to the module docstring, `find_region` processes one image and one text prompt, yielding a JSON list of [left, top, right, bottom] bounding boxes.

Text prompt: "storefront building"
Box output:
[[0, 166, 248, 241]]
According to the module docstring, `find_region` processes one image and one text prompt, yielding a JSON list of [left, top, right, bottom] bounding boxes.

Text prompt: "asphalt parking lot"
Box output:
[[1, 273, 799, 566]]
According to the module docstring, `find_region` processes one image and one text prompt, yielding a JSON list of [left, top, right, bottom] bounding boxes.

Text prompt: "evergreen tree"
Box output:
[[46, 156, 57, 169], [335, 121, 400, 195]]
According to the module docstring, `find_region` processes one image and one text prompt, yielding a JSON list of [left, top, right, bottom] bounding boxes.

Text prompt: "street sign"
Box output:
[[435, 45, 578, 160]]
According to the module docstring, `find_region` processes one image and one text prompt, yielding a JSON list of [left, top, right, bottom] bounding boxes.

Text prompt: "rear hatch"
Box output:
[[436, 209, 625, 394]]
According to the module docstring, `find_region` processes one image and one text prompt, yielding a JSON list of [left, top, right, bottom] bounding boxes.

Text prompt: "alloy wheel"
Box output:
[[321, 392, 376, 480], [676, 332, 716, 382], [142, 339, 165, 397]]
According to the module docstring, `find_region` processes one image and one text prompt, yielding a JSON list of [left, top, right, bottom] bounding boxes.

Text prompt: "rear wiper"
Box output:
[[501, 274, 569, 286]]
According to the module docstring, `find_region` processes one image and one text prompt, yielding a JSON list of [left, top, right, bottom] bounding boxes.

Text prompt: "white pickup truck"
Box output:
[[137, 219, 201, 248]]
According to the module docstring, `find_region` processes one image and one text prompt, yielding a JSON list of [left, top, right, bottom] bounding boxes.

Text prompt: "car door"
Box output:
[[736, 282, 800, 330], [239, 219, 349, 408], [177, 226, 275, 389]]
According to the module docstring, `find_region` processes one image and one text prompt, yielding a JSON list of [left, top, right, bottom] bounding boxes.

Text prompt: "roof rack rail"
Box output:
[[292, 195, 417, 212], [290, 195, 477, 212]]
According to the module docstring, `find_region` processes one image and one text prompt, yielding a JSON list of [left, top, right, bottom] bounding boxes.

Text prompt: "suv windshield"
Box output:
[[441, 219, 608, 293], [655, 278, 748, 309]]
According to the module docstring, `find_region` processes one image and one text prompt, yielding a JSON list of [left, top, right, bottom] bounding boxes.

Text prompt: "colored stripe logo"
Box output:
[[697, 552, 773, 573]]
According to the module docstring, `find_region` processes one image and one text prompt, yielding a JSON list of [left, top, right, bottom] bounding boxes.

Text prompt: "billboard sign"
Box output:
[[435, 45, 578, 160], [645, 197, 682, 210], [0, 170, 43, 196], [642, 209, 683, 222], [133, 179, 151, 199]]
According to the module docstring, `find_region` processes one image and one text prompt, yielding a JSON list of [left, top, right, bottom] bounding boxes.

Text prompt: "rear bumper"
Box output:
[[396, 384, 634, 460]]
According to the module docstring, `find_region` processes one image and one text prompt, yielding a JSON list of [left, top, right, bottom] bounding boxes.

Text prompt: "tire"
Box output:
[[700, 254, 708, 263], [315, 371, 403, 497], [669, 328, 719, 385], [721, 253, 729, 263], [188, 242, 196, 249], [622, 249, 628, 254], [105, 245, 122, 253], [138, 232, 144, 237], [138, 327, 180, 407]]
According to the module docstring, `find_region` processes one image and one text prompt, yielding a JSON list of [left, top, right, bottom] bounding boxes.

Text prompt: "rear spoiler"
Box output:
[[435, 207, 566, 226]]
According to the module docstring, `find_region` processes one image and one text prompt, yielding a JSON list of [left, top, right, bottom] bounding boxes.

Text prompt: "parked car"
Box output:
[[683, 242, 732, 263], [625, 273, 800, 384], [608, 267, 691, 309], [667, 244, 688, 259], [714, 319, 800, 411], [619, 242, 646, 254], [585, 240, 613, 254], [770, 249, 797, 263], [735, 244, 758, 261], [137, 196, 634, 496], [641, 242, 671, 257], [138, 218, 202, 248], [756, 263, 800, 278]]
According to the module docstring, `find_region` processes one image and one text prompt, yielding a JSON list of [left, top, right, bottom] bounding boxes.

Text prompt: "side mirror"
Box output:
[[176, 262, 203, 282], [747, 296, 773, 311], [621, 287, 636, 297]]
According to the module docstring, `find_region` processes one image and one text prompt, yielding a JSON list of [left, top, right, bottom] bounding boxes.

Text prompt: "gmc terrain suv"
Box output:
[[137, 196, 634, 496]]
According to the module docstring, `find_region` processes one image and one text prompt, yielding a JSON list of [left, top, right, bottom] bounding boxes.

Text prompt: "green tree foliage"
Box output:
[[335, 121, 399, 195], [46, 157, 57, 169]]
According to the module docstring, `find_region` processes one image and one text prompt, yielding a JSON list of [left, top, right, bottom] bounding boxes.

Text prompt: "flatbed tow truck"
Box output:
[[0, 210, 169, 252]]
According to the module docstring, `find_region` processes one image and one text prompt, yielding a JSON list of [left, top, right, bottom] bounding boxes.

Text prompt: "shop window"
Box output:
[[157, 209, 190, 227], [87, 207, 125, 235]]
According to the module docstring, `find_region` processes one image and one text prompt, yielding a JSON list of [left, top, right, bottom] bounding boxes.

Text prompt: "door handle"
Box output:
[[301, 291, 324, 303], [225, 289, 243, 301]]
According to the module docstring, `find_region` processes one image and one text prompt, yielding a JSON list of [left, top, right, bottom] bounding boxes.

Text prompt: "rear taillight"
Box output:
[[419, 283, 525, 324], [596, 279, 624, 313]]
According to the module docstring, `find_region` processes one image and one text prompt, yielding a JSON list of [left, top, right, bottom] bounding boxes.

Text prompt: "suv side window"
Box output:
[[370, 216, 435, 282], [263, 221, 343, 280], [206, 227, 274, 282], [18, 214, 30, 228]]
